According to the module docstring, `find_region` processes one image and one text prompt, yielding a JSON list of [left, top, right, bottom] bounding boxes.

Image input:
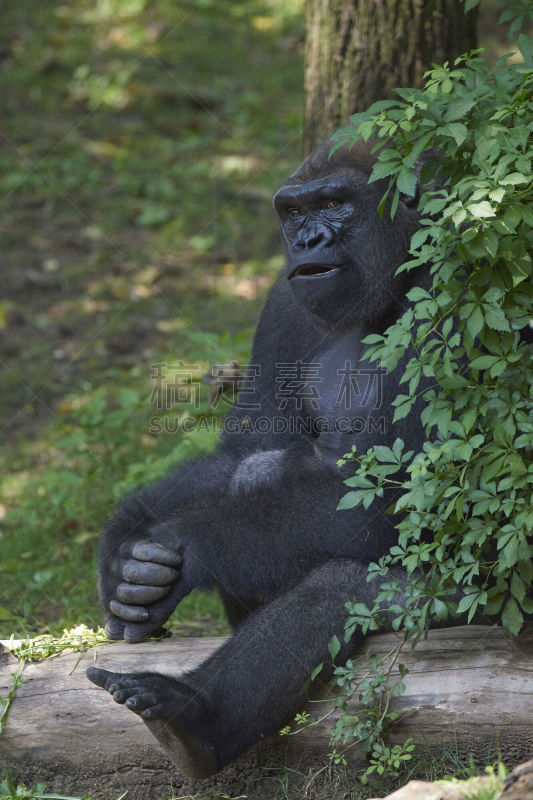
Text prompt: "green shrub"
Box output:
[[326, 0, 532, 771]]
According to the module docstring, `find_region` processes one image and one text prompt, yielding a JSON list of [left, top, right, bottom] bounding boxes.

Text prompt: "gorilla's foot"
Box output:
[[86, 667, 218, 778]]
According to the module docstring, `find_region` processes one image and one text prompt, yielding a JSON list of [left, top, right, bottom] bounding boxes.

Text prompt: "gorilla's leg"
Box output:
[[218, 589, 258, 628], [87, 559, 389, 776]]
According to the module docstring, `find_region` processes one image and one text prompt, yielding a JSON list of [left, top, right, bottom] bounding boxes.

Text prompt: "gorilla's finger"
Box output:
[[132, 541, 182, 567], [122, 559, 178, 586], [117, 581, 171, 604], [86, 666, 120, 690], [104, 615, 126, 640], [123, 621, 168, 643], [110, 598, 149, 622], [122, 581, 192, 643]]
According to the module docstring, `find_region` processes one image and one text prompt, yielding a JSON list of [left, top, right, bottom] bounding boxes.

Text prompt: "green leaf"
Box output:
[[328, 635, 341, 662], [518, 34, 533, 67], [431, 598, 448, 620], [310, 662, 324, 681], [337, 492, 364, 511], [407, 286, 431, 302], [373, 445, 395, 463], [409, 229, 431, 250], [499, 173, 529, 186], [370, 160, 401, 182], [397, 167, 417, 198], [470, 355, 500, 370], [501, 597, 523, 635], [511, 572, 526, 604], [390, 187, 400, 219], [392, 438, 404, 461], [499, 536, 519, 570], [452, 208, 467, 227], [489, 187, 506, 204], [362, 333, 385, 344], [344, 474, 375, 488], [440, 122, 468, 145], [343, 112, 374, 135], [484, 307, 511, 332], [392, 395, 415, 422], [457, 593, 476, 615], [520, 596, 533, 615], [359, 98, 400, 117], [444, 97, 476, 122], [467, 201, 495, 218], [466, 306, 484, 339]]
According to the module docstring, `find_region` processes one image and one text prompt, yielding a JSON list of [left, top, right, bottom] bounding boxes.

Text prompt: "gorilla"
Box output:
[[87, 137, 432, 777]]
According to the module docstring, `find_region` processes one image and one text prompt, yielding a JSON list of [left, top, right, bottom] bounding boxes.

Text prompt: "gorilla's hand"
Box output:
[[110, 541, 182, 617], [105, 539, 188, 643]]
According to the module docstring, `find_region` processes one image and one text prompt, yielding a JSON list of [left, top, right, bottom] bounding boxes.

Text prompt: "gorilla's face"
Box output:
[[273, 140, 420, 333]]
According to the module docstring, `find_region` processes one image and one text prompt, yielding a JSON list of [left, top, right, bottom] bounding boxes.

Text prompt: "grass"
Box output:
[[257, 749, 507, 800], [0, 755, 507, 800], [0, 0, 304, 640]]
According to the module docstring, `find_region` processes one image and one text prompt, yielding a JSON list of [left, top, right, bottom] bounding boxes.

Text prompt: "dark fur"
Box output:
[[88, 137, 435, 774]]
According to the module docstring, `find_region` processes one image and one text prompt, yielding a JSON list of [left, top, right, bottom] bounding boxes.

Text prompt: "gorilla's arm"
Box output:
[[99, 451, 398, 642]]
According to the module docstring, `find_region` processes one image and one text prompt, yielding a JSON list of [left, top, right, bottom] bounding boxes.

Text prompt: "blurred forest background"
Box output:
[[0, 0, 520, 641]]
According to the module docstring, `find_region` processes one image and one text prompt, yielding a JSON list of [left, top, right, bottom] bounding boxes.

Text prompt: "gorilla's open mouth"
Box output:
[[289, 264, 343, 279]]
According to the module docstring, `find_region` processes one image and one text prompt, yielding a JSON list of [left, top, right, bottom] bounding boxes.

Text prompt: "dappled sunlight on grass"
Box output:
[[0, 0, 304, 638]]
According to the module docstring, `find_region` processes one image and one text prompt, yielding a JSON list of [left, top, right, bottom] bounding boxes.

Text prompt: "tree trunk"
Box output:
[[1, 626, 533, 800], [303, 0, 478, 152]]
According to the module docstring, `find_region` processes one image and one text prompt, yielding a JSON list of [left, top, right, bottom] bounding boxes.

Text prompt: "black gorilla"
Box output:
[[87, 137, 431, 777]]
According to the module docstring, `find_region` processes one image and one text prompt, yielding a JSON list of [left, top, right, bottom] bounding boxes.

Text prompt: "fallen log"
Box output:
[[1, 625, 533, 800]]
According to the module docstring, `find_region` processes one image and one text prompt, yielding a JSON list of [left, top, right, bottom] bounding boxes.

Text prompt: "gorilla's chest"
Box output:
[[304, 329, 386, 459]]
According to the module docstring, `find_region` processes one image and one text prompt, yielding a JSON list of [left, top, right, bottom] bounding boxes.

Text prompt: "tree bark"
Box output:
[[1, 626, 533, 800], [303, 0, 478, 152]]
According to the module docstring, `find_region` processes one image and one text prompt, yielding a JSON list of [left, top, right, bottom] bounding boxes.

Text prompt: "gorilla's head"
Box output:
[[273, 138, 422, 333]]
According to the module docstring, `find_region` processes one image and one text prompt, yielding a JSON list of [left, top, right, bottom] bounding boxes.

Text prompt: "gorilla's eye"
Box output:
[[288, 207, 302, 218], [326, 199, 342, 209]]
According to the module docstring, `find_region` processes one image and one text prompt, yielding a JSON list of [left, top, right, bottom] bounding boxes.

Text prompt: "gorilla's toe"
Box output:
[[86, 666, 118, 689], [87, 668, 159, 712]]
